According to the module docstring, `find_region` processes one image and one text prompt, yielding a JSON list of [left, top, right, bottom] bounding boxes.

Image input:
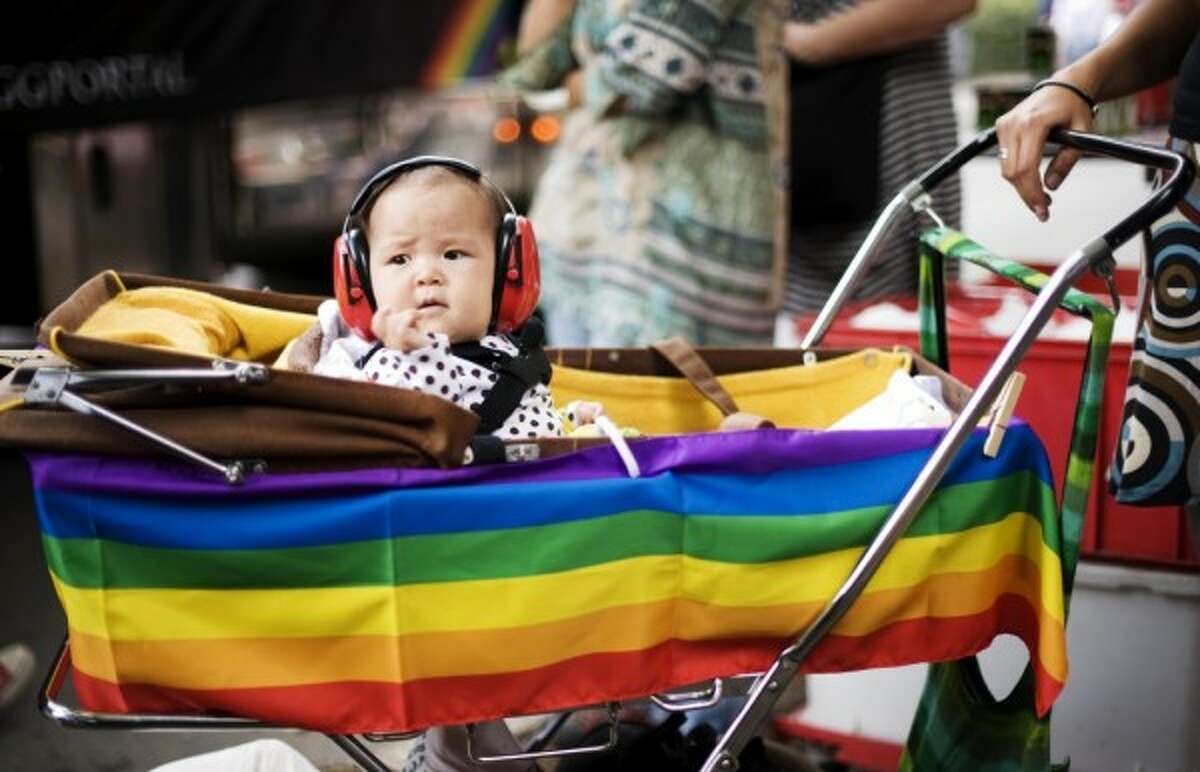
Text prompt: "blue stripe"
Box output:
[[34, 427, 1052, 549]]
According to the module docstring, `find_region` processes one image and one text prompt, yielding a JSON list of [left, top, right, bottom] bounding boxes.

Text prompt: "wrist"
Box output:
[[1055, 57, 1108, 105], [1032, 77, 1099, 115]]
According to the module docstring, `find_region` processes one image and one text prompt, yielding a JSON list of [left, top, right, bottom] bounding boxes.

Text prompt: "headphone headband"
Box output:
[[344, 155, 516, 228]]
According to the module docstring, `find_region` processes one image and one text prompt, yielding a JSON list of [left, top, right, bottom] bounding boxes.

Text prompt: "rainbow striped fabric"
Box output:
[[421, 0, 516, 88], [32, 424, 1066, 734]]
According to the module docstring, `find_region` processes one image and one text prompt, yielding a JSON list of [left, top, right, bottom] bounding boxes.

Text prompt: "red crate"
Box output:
[[796, 288, 1196, 568]]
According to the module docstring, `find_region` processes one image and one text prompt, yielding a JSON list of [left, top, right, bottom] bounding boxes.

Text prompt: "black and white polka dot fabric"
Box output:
[[312, 300, 564, 439]]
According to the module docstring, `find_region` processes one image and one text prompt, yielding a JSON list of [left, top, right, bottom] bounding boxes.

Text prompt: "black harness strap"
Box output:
[[451, 318, 551, 435]]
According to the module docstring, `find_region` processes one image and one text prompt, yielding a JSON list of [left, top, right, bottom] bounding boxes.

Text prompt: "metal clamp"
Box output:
[[21, 362, 271, 484], [1090, 255, 1124, 316], [650, 678, 724, 712], [912, 197, 947, 230]]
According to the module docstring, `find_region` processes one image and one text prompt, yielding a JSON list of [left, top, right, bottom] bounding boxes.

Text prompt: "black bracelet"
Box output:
[[1032, 79, 1100, 115]]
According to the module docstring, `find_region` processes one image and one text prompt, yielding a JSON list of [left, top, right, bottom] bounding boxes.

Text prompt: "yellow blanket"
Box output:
[[65, 285, 908, 432], [73, 287, 316, 362], [550, 349, 910, 432]]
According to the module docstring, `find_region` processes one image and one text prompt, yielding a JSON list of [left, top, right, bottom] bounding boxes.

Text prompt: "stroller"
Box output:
[[1, 129, 1191, 771]]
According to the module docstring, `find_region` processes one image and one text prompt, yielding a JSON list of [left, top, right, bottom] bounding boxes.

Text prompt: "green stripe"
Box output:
[[44, 472, 1055, 590], [921, 228, 1113, 319]]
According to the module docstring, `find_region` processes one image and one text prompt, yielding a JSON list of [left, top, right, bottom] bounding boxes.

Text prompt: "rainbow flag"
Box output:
[[421, 0, 517, 89], [32, 424, 1066, 734]]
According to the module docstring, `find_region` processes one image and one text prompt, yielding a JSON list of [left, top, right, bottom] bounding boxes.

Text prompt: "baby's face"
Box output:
[[366, 174, 496, 343]]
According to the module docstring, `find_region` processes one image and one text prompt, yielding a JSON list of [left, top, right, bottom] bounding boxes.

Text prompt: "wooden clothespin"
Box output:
[[983, 371, 1026, 458]]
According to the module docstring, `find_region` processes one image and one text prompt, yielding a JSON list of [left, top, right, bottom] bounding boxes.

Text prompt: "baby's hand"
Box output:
[[371, 307, 430, 353], [569, 400, 606, 426]]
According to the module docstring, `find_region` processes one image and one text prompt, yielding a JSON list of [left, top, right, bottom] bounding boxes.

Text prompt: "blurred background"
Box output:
[[0, 0, 1175, 340], [0, 0, 559, 344], [1, 1, 1197, 770]]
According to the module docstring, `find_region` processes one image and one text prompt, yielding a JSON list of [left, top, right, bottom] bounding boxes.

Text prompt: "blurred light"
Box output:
[[279, 137, 304, 164], [530, 115, 561, 144], [492, 117, 521, 144]]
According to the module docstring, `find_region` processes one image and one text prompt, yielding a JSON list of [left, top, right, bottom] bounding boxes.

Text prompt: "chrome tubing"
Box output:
[[701, 130, 1193, 772]]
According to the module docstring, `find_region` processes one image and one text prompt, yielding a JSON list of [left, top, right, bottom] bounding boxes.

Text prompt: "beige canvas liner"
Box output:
[[0, 272, 477, 470], [0, 271, 971, 472]]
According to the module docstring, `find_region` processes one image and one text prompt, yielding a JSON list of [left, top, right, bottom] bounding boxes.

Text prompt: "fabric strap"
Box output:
[[650, 337, 774, 430], [452, 319, 551, 436], [650, 337, 739, 416]]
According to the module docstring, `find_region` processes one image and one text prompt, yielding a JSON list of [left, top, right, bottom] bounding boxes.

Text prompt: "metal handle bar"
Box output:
[[802, 127, 1193, 350], [918, 127, 1189, 245]]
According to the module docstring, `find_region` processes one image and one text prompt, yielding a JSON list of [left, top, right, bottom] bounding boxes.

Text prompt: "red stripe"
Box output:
[[72, 596, 1063, 733]]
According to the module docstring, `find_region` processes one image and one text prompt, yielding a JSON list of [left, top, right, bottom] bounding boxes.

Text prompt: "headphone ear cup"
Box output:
[[494, 215, 541, 334], [333, 230, 377, 341]]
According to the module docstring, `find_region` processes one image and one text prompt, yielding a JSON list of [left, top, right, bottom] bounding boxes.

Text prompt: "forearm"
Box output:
[[785, 0, 976, 66], [1058, 0, 1199, 103], [518, 0, 576, 53]]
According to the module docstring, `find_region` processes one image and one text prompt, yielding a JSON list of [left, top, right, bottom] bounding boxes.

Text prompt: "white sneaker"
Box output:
[[0, 642, 36, 711]]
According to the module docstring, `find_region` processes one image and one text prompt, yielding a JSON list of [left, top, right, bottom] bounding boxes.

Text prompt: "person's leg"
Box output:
[[409, 722, 535, 772], [0, 642, 35, 711]]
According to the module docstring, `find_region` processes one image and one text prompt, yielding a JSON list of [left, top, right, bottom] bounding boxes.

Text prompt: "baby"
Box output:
[[314, 156, 599, 437]]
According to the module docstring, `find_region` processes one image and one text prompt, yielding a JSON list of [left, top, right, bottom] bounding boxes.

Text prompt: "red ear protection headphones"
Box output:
[[333, 155, 541, 340]]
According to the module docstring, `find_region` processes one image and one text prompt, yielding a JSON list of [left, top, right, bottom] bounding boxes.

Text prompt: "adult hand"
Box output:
[[994, 84, 1095, 221], [371, 307, 431, 353]]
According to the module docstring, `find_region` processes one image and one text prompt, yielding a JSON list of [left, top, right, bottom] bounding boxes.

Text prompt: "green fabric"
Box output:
[[42, 472, 1052, 589], [902, 660, 1066, 772], [906, 227, 1114, 770]]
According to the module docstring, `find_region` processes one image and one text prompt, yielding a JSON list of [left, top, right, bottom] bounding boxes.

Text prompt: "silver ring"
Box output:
[[998, 146, 1010, 161]]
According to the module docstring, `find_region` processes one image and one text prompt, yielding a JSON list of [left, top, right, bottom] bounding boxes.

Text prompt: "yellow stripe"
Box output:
[[53, 512, 1063, 640], [53, 556, 682, 640], [55, 513, 1062, 643], [67, 553, 1066, 688], [51, 513, 1065, 648]]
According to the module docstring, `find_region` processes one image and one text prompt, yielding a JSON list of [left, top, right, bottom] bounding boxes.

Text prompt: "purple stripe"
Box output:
[[24, 424, 1021, 498]]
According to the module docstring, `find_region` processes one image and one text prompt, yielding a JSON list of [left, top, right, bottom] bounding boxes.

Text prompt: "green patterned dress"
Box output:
[[505, 0, 787, 346]]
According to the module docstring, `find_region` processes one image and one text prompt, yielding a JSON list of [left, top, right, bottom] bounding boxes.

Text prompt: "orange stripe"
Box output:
[[70, 554, 1065, 688], [72, 601, 1065, 734]]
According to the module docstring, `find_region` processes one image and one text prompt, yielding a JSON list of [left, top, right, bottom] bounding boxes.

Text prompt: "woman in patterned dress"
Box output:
[[507, 0, 789, 347]]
